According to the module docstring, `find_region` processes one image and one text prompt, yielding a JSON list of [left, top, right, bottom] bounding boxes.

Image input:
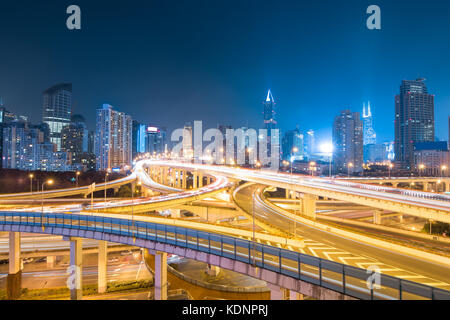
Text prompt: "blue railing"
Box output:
[[0, 211, 449, 300]]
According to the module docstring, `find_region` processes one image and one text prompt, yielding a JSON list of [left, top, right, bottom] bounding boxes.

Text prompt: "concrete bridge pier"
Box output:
[[182, 170, 187, 189], [302, 194, 317, 219], [7, 232, 21, 300], [373, 210, 382, 225], [154, 251, 168, 300], [98, 240, 107, 294], [207, 177, 211, 185], [69, 237, 83, 300], [47, 255, 55, 268], [199, 173, 204, 188], [193, 171, 198, 189]]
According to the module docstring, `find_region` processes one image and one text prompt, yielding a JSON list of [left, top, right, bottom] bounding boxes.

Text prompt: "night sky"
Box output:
[[0, 0, 449, 145]]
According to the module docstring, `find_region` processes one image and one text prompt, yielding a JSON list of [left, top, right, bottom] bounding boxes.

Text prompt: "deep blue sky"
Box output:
[[0, 0, 449, 145]]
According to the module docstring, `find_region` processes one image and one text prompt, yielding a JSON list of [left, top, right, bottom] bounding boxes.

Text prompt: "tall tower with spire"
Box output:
[[263, 89, 277, 132], [362, 101, 376, 145]]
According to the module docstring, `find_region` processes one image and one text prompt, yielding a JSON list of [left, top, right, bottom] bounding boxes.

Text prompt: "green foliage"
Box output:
[[422, 221, 450, 236], [117, 184, 132, 197]]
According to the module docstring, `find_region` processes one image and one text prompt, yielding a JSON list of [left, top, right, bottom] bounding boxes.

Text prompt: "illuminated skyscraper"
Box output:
[[263, 90, 276, 132], [333, 110, 364, 174], [362, 102, 376, 145], [95, 104, 132, 171], [394, 78, 435, 169], [42, 83, 72, 151]]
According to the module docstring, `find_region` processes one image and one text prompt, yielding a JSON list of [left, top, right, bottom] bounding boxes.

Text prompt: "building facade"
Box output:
[[42, 83, 72, 151], [333, 110, 364, 174], [362, 101, 376, 145], [95, 104, 132, 171], [395, 78, 435, 170], [282, 128, 304, 161]]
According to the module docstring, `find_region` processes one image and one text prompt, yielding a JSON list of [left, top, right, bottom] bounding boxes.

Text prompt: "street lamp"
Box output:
[[441, 165, 447, 178], [388, 163, 394, 179], [29, 173, 34, 194], [41, 179, 53, 229], [309, 161, 316, 177], [76, 171, 81, 188], [347, 162, 353, 178], [419, 164, 425, 177], [105, 168, 111, 208], [291, 147, 298, 175]]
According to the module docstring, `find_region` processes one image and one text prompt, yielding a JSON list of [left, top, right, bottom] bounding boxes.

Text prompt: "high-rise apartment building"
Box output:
[[263, 90, 277, 132], [333, 110, 364, 174], [42, 83, 72, 151], [362, 101, 376, 145], [394, 78, 435, 169], [95, 104, 132, 171], [61, 114, 88, 165], [282, 128, 304, 161]]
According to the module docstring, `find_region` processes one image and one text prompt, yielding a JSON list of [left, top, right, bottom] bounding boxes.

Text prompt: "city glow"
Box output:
[[319, 142, 333, 154]]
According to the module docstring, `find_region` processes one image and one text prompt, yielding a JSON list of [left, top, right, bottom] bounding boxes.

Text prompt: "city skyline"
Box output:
[[1, 1, 450, 144]]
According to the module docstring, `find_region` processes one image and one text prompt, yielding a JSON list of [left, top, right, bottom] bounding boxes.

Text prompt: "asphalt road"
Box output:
[[234, 183, 450, 290]]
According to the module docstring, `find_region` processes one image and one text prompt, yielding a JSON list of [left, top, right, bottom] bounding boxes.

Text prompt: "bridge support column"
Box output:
[[423, 182, 428, 191], [398, 214, 404, 223], [373, 210, 382, 225], [171, 169, 176, 187], [205, 264, 221, 276], [199, 173, 203, 188], [154, 251, 168, 300], [392, 183, 399, 188], [69, 237, 83, 300], [98, 240, 107, 294], [193, 172, 198, 189], [207, 177, 211, 185], [268, 284, 289, 300], [302, 194, 316, 219], [285, 189, 290, 199], [47, 255, 55, 269], [7, 232, 21, 300], [182, 170, 187, 189]]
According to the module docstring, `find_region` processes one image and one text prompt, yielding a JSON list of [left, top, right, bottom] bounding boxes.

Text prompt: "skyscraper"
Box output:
[[263, 90, 276, 132], [395, 78, 435, 169], [95, 104, 132, 171], [333, 110, 364, 174], [304, 129, 315, 159], [42, 83, 72, 151], [282, 128, 304, 161], [132, 120, 147, 159], [362, 101, 376, 145], [61, 114, 89, 166]]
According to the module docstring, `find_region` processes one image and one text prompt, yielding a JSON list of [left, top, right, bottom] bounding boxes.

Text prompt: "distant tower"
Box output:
[[263, 90, 277, 132], [394, 78, 435, 169], [42, 83, 72, 151], [362, 101, 377, 145]]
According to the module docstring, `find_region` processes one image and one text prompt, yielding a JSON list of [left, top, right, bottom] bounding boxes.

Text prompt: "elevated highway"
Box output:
[[141, 160, 450, 224]]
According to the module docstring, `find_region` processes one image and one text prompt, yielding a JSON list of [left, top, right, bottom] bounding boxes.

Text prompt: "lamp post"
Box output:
[[309, 161, 316, 177], [41, 179, 53, 229], [76, 171, 80, 188], [104, 168, 111, 209], [291, 147, 298, 175], [419, 164, 425, 177], [347, 162, 353, 178], [29, 173, 34, 194], [388, 163, 393, 179]]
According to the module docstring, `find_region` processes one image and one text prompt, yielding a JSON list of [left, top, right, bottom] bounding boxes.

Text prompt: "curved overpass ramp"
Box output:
[[1, 210, 449, 300]]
